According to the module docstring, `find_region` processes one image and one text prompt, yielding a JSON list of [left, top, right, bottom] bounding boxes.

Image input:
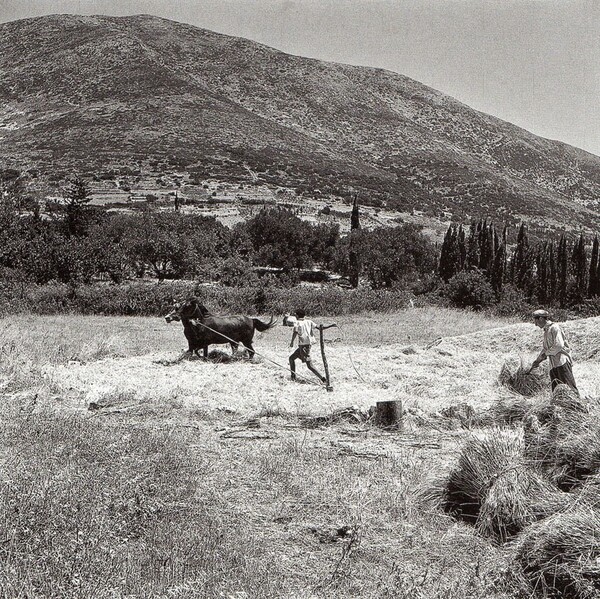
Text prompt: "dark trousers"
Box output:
[[289, 345, 325, 382], [549, 362, 578, 393]]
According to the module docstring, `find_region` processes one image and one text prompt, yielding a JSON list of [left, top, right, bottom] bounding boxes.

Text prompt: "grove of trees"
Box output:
[[438, 220, 600, 310], [4, 169, 600, 317], [0, 173, 437, 292]]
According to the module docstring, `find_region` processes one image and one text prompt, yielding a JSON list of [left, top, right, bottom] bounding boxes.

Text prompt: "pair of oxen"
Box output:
[[165, 297, 276, 359]]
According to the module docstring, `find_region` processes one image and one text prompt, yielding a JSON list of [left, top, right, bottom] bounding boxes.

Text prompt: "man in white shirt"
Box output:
[[289, 309, 326, 383], [528, 309, 578, 392]]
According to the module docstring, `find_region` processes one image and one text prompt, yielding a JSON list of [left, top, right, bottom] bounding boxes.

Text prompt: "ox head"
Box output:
[[165, 297, 208, 323], [165, 302, 182, 323]]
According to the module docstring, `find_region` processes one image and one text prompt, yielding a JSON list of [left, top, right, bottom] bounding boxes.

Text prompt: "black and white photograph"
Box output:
[[1, 0, 599, 596]]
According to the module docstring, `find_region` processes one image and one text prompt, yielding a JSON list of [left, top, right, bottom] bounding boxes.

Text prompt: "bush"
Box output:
[[0, 281, 414, 317], [443, 270, 495, 310], [490, 284, 533, 318]]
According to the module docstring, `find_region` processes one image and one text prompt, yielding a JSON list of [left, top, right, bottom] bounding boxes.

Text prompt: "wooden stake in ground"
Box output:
[[375, 400, 403, 430], [317, 324, 337, 392]]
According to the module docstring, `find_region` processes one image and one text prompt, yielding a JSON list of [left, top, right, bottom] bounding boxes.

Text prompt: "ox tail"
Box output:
[[253, 316, 277, 332]]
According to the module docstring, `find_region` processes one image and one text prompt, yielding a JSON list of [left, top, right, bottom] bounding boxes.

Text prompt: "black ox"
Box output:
[[165, 297, 276, 359]]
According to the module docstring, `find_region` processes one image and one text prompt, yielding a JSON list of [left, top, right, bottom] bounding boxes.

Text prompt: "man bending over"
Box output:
[[528, 309, 578, 393]]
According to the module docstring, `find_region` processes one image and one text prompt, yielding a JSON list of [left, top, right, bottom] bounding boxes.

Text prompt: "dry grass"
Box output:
[[442, 429, 567, 543], [498, 358, 547, 397], [0, 407, 203, 598], [4, 310, 600, 596], [515, 507, 600, 598]]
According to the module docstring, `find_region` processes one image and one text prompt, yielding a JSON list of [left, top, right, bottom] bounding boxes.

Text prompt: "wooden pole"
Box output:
[[375, 400, 403, 430], [317, 324, 337, 392]]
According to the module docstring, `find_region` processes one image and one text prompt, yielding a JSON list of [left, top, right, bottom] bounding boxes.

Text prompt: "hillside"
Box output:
[[2, 14, 600, 228]]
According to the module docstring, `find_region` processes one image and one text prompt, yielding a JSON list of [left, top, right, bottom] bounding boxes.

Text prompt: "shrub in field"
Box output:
[[0, 281, 414, 317], [444, 270, 496, 310]]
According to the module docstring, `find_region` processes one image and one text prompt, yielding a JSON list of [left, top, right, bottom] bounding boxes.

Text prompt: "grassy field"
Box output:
[[1, 307, 600, 597]]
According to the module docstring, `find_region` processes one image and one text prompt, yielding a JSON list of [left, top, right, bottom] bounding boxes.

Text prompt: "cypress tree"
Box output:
[[479, 221, 493, 274], [536, 243, 549, 304], [466, 221, 480, 270], [350, 194, 360, 231], [571, 233, 588, 304], [513, 223, 532, 292], [458, 225, 467, 270], [439, 225, 461, 282], [589, 235, 600, 297], [349, 195, 361, 288], [557, 235, 569, 306], [491, 240, 506, 295], [502, 225, 509, 284], [548, 242, 558, 304]]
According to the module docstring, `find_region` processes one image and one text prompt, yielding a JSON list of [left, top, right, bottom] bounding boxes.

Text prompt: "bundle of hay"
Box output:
[[574, 474, 600, 509], [499, 359, 547, 397], [488, 396, 537, 425], [206, 349, 246, 364], [525, 394, 600, 489], [489, 385, 587, 429], [515, 507, 600, 598], [551, 384, 589, 413], [444, 428, 567, 543]]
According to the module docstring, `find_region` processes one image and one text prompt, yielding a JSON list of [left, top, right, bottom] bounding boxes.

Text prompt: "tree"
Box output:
[[491, 239, 506, 295], [465, 221, 480, 270], [535, 243, 550, 304], [589, 236, 600, 298], [63, 176, 93, 237], [557, 235, 569, 306], [438, 225, 461, 282], [361, 224, 437, 289], [548, 241, 558, 304], [349, 195, 361, 287], [444, 270, 495, 310], [512, 223, 533, 294], [243, 208, 335, 271], [571, 233, 588, 304]]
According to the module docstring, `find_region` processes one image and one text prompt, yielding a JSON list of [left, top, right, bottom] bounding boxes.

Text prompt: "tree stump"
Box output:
[[375, 400, 403, 430]]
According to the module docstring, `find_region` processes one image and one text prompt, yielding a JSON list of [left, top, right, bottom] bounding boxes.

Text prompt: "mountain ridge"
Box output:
[[1, 13, 599, 229]]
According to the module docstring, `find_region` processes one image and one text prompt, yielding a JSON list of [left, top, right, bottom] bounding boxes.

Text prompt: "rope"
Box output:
[[187, 318, 325, 388]]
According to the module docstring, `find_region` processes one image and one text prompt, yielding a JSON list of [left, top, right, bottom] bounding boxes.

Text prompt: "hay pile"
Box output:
[[522, 386, 599, 489], [515, 507, 600, 598], [499, 359, 547, 397], [488, 395, 537, 425], [206, 349, 248, 364], [443, 429, 567, 543], [575, 474, 600, 509]]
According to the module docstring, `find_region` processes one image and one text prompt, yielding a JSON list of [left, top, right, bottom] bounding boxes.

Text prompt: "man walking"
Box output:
[[528, 309, 578, 392], [289, 309, 326, 383]]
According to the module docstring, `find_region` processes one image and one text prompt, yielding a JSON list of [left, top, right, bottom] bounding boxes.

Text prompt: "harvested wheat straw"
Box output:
[[499, 359, 546, 397], [523, 386, 600, 489], [444, 428, 567, 543], [515, 507, 600, 599]]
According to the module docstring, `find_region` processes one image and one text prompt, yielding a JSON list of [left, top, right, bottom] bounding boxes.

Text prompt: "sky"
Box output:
[[1, 0, 599, 156]]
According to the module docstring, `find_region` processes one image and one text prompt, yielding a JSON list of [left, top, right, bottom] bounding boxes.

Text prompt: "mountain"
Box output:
[[1, 14, 600, 228]]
